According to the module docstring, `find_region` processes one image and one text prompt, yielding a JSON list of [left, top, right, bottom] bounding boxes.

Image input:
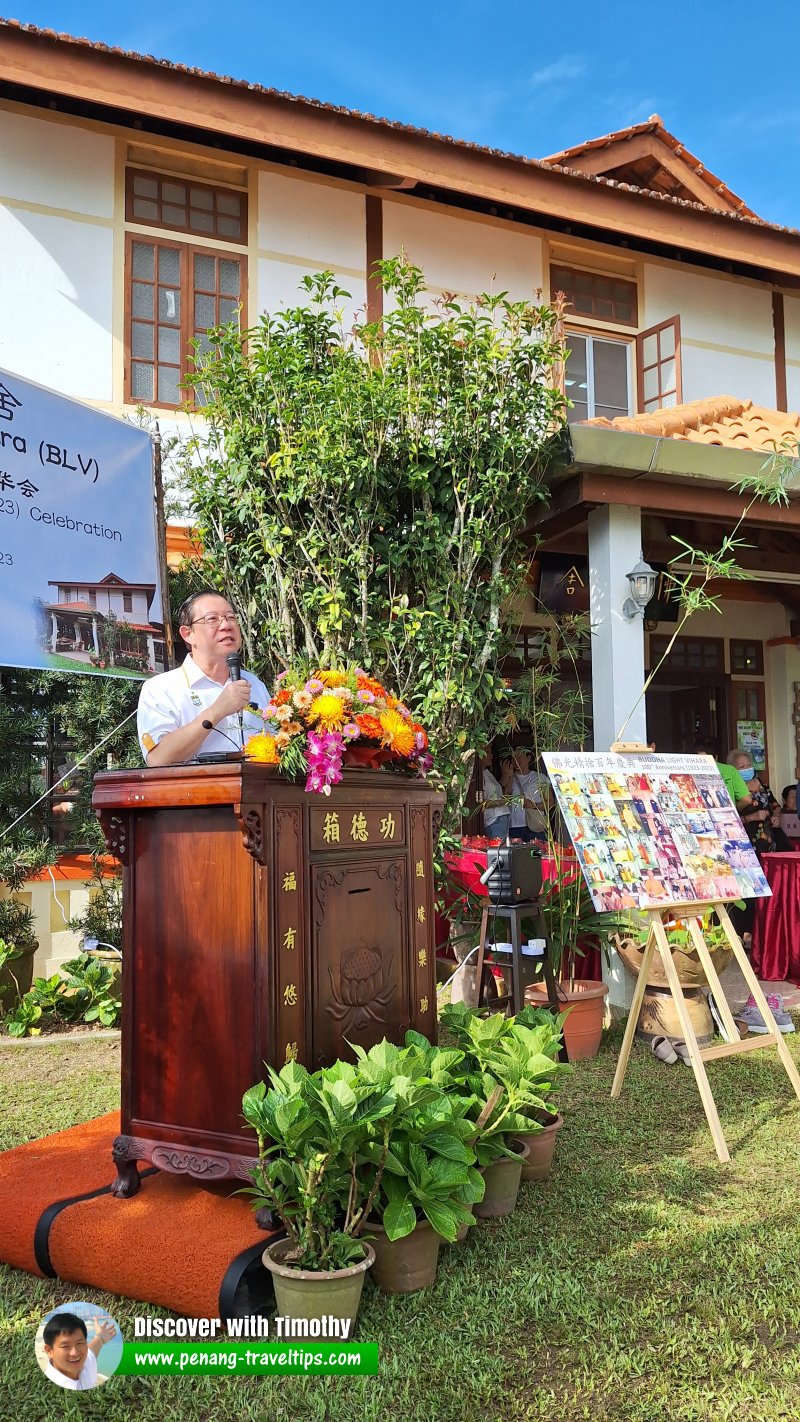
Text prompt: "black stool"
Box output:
[[474, 901, 567, 1058]]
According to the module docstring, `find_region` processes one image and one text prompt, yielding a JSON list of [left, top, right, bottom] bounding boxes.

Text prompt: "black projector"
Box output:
[[480, 845, 543, 906]]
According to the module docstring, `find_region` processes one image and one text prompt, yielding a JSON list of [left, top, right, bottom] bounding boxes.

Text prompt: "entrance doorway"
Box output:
[[646, 682, 727, 754]]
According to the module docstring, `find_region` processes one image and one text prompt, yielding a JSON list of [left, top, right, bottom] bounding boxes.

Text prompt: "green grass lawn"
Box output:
[[2, 1030, 800, 1422], [43, 655, 144, 677]]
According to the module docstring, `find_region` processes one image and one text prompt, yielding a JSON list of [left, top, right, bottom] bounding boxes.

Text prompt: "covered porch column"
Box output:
[[50, 612, 58, 652], [587, 503, 648, 750], [587, 503, 647, 1015]]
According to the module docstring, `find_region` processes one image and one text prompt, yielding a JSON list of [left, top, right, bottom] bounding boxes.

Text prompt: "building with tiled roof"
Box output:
[[0, 19, 799, 796]]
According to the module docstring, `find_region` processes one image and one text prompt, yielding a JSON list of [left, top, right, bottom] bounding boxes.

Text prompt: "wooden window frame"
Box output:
[[636, 315, 682, 413], [730, 639, 764, 676], [730, 681, 768, 768], [124, 233, 247, 410], [564, 328, 634, 422], [125, 167, 247, 245], [551, 263, 639, 328], [649, 634, 725, 679]]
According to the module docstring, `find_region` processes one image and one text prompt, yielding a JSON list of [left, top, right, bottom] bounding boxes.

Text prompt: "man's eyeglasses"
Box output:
[[190, 614, 240, 628]]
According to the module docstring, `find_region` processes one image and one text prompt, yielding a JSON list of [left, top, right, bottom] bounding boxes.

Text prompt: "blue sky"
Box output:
[[11, 1, 800, 227]]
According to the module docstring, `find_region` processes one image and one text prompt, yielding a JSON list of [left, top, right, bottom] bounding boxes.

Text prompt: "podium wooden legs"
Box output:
[[612, 902, 800, 1164]]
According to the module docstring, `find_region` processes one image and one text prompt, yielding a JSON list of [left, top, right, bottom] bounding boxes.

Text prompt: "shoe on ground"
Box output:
[[651, 1035, 678, 1064], [707, 991, 725, 1035], [741, 993, 795, 1035]]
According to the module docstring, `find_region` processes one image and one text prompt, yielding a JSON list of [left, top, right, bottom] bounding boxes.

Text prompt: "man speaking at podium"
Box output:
[[137, 591, 269, 766]]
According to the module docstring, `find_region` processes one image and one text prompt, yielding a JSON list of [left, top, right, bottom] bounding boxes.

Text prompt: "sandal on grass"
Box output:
[[651, 1036, 678, 1064], [671, 1039, 692, 1065]]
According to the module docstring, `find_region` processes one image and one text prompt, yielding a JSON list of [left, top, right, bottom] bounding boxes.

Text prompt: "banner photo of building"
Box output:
[[544, 752, 772, 913], [0, 367, 163, 678]]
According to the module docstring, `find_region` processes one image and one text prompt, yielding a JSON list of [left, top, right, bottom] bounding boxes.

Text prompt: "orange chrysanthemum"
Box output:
[[245, 733, 280, 764], [308, 692, 346, 728], [273, 688, 292, 706], [314, 669, 348, 688], [356, 674, 387, 699], [355, 713, 384, 741], [379, 708, 416, 757]]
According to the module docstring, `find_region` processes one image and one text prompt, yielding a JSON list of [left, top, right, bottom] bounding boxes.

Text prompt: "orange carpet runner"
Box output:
[[0, 1113, 276, 1318]]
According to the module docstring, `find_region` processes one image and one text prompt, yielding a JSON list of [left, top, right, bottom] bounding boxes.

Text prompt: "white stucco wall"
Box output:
[[256, 171, 367, 325], [642, 263, 777, 407], [382, 200, 544, 302], [0, 206, 114, 402], [0, 108, 115, 217]]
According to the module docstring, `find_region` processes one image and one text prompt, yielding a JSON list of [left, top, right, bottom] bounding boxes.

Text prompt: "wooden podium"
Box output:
[[92, 763, 444, 1197]]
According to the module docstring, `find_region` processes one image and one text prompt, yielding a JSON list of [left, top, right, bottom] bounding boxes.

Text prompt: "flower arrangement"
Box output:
[[245, 665, 432, 795]]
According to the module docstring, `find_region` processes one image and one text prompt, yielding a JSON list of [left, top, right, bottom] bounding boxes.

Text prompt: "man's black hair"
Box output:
[[782, 785, 795, 803], [693, 738, 720, 759], [43, 1313, 87, 1348], [176, 590, 232, 628]]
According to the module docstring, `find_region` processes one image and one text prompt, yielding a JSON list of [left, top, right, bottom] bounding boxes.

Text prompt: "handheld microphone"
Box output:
[[225, 651, 245, 747], [201, 719, 243, 755]]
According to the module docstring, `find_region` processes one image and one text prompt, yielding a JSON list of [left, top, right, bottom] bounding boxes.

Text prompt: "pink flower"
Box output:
[[343, 722, 360, 740], [305, 678, 324, 694], [359, 689, 376, 705]]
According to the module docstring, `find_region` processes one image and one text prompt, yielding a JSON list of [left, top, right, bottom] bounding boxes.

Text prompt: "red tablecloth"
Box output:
[[440, 846, 602, 981], [752, 853, 800, 984]]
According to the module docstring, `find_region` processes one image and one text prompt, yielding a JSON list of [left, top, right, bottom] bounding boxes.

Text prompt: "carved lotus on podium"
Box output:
[[329, 941, 395, 1035]]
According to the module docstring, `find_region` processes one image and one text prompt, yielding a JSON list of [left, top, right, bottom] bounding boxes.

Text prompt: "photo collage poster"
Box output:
[[543, 752, 772, 913]]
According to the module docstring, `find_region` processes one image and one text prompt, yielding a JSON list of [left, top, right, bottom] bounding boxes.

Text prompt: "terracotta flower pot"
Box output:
[[474, 1139, 530, 1218], [613, 932, 732, 988], [516, 1112, 564, 1182], [367, 1218, 441, 1293], [525, 979, 608, 1060], [262, 1238, 375, 1331]]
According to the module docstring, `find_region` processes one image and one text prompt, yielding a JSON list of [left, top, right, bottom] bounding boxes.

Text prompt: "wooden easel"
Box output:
[[608, 743, 800, 1163]]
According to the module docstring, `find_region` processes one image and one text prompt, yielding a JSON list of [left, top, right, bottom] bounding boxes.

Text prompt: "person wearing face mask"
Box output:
[[727, 750, 790, 854]]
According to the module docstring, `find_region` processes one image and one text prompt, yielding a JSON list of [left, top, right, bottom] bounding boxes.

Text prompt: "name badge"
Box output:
[[190, 692, 203, 707]]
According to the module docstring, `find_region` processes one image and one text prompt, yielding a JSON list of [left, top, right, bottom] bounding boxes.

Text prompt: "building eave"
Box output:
[[2, 22, 800, 284]]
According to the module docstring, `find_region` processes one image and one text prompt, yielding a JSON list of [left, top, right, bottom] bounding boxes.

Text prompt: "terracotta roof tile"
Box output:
[[585, 397, 800, 453], [544, 116, 756, 218], [2, 20, 797, 238]]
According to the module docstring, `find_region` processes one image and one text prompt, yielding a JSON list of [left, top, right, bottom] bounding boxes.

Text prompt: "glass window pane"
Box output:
[[157, 366, 182, 405], [162, 181, 187, 204], [218, 297, 238, 325], [131, 282, 154, 319], [132, 242, 155, 280], [131, 321, 154, 360], [190, 187, 214, 210], [660, 358, 676, 393], [595, 298, 613, 319], [660, 324, 676, 359], [158, 247, 181, 284], [158, 287, 181, 324], [644, 365, 660, 402], [566, 397, 589, 424], [195, 293, 217, 328], [642, 333, 658, 365], [194, 253, 217, 291], [132, 173, 158, 198], [218, 215, 242, 239], [132, 198, 159, 221], [593, 340, 629, 412], [194, 330, 213, 358], [131, 362, 153, 401], [158, 326, 181, 364], [162, 203, 187, 227], [614, 299, 634, 323], [217, 192, 242, 216], [189, 210, 214, 233], [660, 391, 677, 409], [219, 259, 240, 297]]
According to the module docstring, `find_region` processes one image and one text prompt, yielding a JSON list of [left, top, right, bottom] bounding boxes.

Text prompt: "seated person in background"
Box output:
[[480, 750, 510, 841], [511, 747, 550, 843], [728, 750, 791, 855], [782, 785, 797, 813], [137, 591, 269, 766], [780, 785, 800, 844]]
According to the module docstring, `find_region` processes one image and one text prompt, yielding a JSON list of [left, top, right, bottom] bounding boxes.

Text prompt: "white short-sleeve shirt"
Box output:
[[45, 1350, 98, 1391], [137, 654, 270, 762]]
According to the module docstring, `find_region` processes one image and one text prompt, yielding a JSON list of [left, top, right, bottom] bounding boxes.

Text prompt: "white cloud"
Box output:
[[530, 55, 586, 89]]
